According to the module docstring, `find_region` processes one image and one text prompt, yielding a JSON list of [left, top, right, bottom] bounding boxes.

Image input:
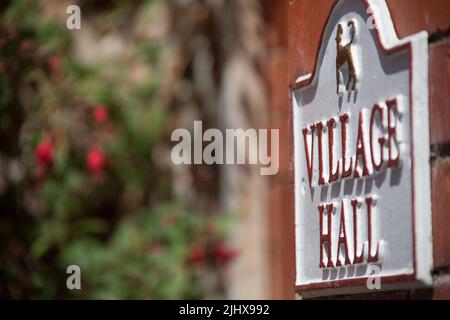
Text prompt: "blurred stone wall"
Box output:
[[170, 0, 270, 299]]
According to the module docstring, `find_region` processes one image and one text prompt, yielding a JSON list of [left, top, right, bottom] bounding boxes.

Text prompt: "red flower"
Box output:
[[147, 242, 165, 255], [86, 147, 106, 175], [189, 245, 206, 264], [0, 38, 7, 50], [47, 56, 60, 72], [35, 139, 54, 167], [20, 40, 32, 53], [213, 244, 237, 264], [92, 106, 109, 124]]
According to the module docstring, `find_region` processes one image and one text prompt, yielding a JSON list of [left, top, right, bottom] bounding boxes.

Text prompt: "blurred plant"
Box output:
[[0, 0, 234, 299]]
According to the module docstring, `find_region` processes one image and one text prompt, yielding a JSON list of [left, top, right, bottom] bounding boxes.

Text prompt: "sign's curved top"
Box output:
[[291, 0, 427, 91], [292, 0, 431, 297]]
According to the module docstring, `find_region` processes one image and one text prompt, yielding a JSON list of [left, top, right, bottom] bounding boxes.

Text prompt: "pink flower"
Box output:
[[92, 106, 109, 124], [47, 56, 60, 72], [189, 245, 206, 264], [86, 147, 106, 175], [20, 40, 32, 52], [213, 244, 237, 264], [35, 139, 54, 167], [147, 242, 165, 255], [0, 38, 7, 50]]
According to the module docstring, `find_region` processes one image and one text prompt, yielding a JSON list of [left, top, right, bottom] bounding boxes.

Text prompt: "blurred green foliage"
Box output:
[[0, 0, 231, 299]]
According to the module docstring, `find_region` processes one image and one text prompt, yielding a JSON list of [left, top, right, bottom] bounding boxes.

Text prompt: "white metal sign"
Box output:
[[292, 0, 432, 297]]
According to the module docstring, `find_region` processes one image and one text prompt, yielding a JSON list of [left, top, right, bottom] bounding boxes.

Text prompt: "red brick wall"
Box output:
[[264, 0, 450, 299], [264, 0, 294, 300]]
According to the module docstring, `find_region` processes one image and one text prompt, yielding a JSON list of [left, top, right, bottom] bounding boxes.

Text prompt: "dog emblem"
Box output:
[[336, 21, 358, 94]]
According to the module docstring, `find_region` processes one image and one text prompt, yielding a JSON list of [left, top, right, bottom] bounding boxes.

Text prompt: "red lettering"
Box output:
[[352, 199, 364, 264], [370, 104, 386, 172], [318, 204, 333, 268], [327, 118, 340, 183], [302, 125, 315, 188], [339, 113, 353, 178], [318, 198, 380, 267], [336, 200, 351, 266], [386, 98, 400, 168], [354, 111, 370, 178], [366, 197, 379, 262], [325, 204, 335, 267], [317, 122, 326, 185]]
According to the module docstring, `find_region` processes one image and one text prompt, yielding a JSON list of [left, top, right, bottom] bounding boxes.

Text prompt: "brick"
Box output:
[[278, 0, 450, 299], [287, 0, 335, 84], [409, 289, 433, 300], [287, 0, 450, 86], [386, 0, 450, 40], [264, 0, 287, 48], [264, 50, 288, 112], [432, 160, 450, 269], [429, 40, 450, 145], [268, 181, 296, 299], [265, 0, 296, 300], [433, 281, 450, 299], [332, 291, 410, 300], [264, 35, 290, 179]]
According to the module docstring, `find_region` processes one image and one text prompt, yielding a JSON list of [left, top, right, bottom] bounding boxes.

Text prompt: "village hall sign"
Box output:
[[292, 0, 432, 296]]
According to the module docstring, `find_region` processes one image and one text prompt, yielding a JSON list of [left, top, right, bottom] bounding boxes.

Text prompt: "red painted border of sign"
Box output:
[[290, 0, 419, 293]]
